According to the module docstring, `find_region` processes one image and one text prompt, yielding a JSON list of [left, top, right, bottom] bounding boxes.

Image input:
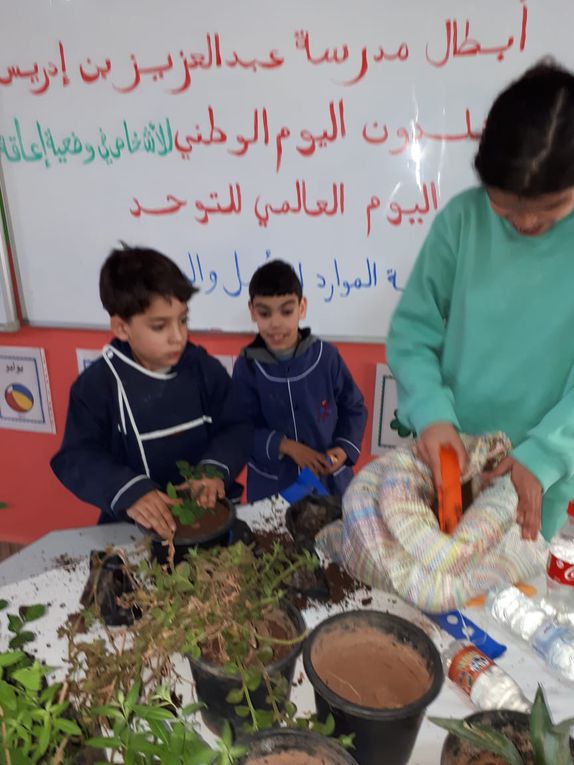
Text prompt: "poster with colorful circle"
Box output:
[[0, 347, 55, 433]]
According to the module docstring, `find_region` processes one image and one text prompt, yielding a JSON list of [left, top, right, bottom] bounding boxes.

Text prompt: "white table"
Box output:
[[0, 498, 571, 764]]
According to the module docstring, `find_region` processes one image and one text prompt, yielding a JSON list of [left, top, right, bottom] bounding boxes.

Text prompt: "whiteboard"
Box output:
[[0, 0, 572, 338]]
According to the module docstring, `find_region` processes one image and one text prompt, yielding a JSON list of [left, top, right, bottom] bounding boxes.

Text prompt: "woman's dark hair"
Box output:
[[249, 259, 303, 301], [475, 61, 574, 195], [100, 245, 197, 319]]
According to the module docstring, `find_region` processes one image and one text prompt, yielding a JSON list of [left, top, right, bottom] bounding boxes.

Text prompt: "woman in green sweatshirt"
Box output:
[[387, 62, 574, 542]]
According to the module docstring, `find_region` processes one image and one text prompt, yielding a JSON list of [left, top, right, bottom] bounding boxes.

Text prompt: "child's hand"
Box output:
[[482, 457, 542, 540], [181, 477, 225, 509], [415, 422, 468, 489], [280, 438, 331, 475], [127, 490, 177, 538], [324, 447, 347, 474]]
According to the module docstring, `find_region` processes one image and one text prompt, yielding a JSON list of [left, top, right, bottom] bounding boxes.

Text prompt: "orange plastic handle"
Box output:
[[437, 444, 463, 534]]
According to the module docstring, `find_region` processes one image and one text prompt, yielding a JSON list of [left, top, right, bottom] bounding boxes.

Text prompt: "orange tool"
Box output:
[[437, 444, 463, 534]]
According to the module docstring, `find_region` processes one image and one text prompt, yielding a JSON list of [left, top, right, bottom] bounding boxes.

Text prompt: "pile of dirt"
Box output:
[[250, 526, 368, 610]]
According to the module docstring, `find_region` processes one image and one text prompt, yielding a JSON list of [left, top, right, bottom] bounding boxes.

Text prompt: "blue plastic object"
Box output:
[[279, 468, 329, 504], [424, 610, 507, 659]]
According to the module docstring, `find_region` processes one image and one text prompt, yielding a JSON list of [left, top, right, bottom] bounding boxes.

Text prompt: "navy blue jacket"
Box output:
[[231, 329, 367, 502], [51, 339, 252, 523]]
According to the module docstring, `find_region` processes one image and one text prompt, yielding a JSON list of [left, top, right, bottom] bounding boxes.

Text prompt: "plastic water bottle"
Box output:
[[487, 585, 574, 684], [443, 640, 531, 712], [487, 585, 554, 642], [544, 501, 574, 627]]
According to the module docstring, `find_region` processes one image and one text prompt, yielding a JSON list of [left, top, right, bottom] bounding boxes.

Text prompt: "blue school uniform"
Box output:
[[232, 329, 367, 502], [51, 339, 251, 523]]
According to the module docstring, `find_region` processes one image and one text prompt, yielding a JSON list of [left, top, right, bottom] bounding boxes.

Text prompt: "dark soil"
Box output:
[[250, 528, 367, 609], [285, 495, 342, 552], [444, 722, 533, 765], [175, 500, 230, 540], [53, 553, 81, 572]]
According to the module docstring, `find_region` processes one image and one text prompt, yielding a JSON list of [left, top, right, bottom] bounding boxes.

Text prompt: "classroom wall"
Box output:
[[0, 324, 384, 543]]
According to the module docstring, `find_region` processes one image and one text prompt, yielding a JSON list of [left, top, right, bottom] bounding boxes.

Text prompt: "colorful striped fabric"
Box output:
[[315, 433, 547, 612]]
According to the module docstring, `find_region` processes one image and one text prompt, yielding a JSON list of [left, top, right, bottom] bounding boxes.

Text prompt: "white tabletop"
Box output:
[[0, 498, 571, 764]]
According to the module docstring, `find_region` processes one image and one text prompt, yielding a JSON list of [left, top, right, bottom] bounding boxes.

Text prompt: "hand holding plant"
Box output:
[[166, 462, 226, 526]]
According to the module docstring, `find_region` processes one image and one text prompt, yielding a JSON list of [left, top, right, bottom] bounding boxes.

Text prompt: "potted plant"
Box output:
[[431, 685, 574, 764], [137, 542, 315, 735], [240, 729, 359, 765], [148, 462, 236, 565], [64, 541, 317, 737], [302, 609, 444, 765]]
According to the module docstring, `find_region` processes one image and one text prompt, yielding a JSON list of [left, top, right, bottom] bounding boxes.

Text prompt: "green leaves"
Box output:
[[18, 604, 47, 623], [530, 686, 574, 765], [429, 717, 524, 765]]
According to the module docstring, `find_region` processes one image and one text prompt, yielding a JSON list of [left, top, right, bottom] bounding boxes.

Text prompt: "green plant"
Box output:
[[430, 685, 574, 764], [166, 462, 225, 526], [0, 601, 85, 765], [87, 680, 247, 764], [63, 542, 319, 734]]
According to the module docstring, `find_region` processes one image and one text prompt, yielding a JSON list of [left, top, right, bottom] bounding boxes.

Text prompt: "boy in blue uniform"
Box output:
[[232, 260, 367, 502], [52, 247, 252, 537]]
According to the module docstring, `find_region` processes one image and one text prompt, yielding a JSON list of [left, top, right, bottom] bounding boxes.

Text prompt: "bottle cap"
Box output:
[[568, 501, 574, 518]]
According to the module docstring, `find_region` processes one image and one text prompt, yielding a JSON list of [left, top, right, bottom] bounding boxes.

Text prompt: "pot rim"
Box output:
[[240, 728, 359, 765], [303, 609, 444, 721], [146, 497, 236, 544], [187, 600, 306, 678]]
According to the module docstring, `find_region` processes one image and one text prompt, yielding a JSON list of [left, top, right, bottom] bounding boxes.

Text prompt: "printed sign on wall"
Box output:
[[0, 346, 55, 433], [371, 363, 414, 455]]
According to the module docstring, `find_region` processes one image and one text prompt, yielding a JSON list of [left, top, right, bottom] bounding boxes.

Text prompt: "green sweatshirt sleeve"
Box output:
[[386, 211, 461, 435], [512, 377, 574, 491]]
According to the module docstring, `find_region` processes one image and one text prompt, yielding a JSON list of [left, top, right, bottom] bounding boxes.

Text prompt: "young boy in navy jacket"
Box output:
[[51, 247, 252, 537], [232, 260, 367, 502]]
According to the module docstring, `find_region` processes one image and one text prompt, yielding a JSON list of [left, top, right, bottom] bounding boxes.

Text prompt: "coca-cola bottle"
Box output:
[[544, 500, 574, 627]]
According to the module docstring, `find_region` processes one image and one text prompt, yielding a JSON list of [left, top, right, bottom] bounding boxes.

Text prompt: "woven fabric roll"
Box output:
[[315, 433, 547, 612]]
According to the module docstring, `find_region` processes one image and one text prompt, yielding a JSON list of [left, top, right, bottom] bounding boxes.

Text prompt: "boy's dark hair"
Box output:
[[100, 246, 197, 319], [475, 60, 574, 195], [248, 260, 302, 301]]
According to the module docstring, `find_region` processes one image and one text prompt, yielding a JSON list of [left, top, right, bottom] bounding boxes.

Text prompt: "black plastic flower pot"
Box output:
[[149, 498, 237, 565], [440, 709, 574, 763], [187, 601, 306, 735], [240, 728, 359, 765], [80, 550, 141, 627], [285, 494, 342, 553], [303, 610, 444, 765]]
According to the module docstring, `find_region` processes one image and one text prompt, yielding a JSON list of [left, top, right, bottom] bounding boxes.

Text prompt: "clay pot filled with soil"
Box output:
[[303, 610, 444, 765], [241, 728, 359, 765], [149, 497, 236, 565], [440, 709, 574, 764], [188, 601, 305, 735]]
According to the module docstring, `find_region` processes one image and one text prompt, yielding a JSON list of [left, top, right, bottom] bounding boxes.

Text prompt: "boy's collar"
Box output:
[[242, 327, 316, 362]]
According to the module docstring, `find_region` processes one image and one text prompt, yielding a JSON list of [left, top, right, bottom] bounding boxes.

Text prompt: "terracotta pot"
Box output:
[[241, 728, 359, 765], [303, 610, 444, 765]]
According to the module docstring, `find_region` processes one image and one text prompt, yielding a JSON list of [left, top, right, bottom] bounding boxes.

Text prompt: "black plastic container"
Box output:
[[187, 601, 305, 735], [240, 728, 359, 765], [303, 610, 444, 765], [80, 550, 141, 627], [149, 498, 237, 565], [440, 709, 574, 763], [285, 494, 342, 552]]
